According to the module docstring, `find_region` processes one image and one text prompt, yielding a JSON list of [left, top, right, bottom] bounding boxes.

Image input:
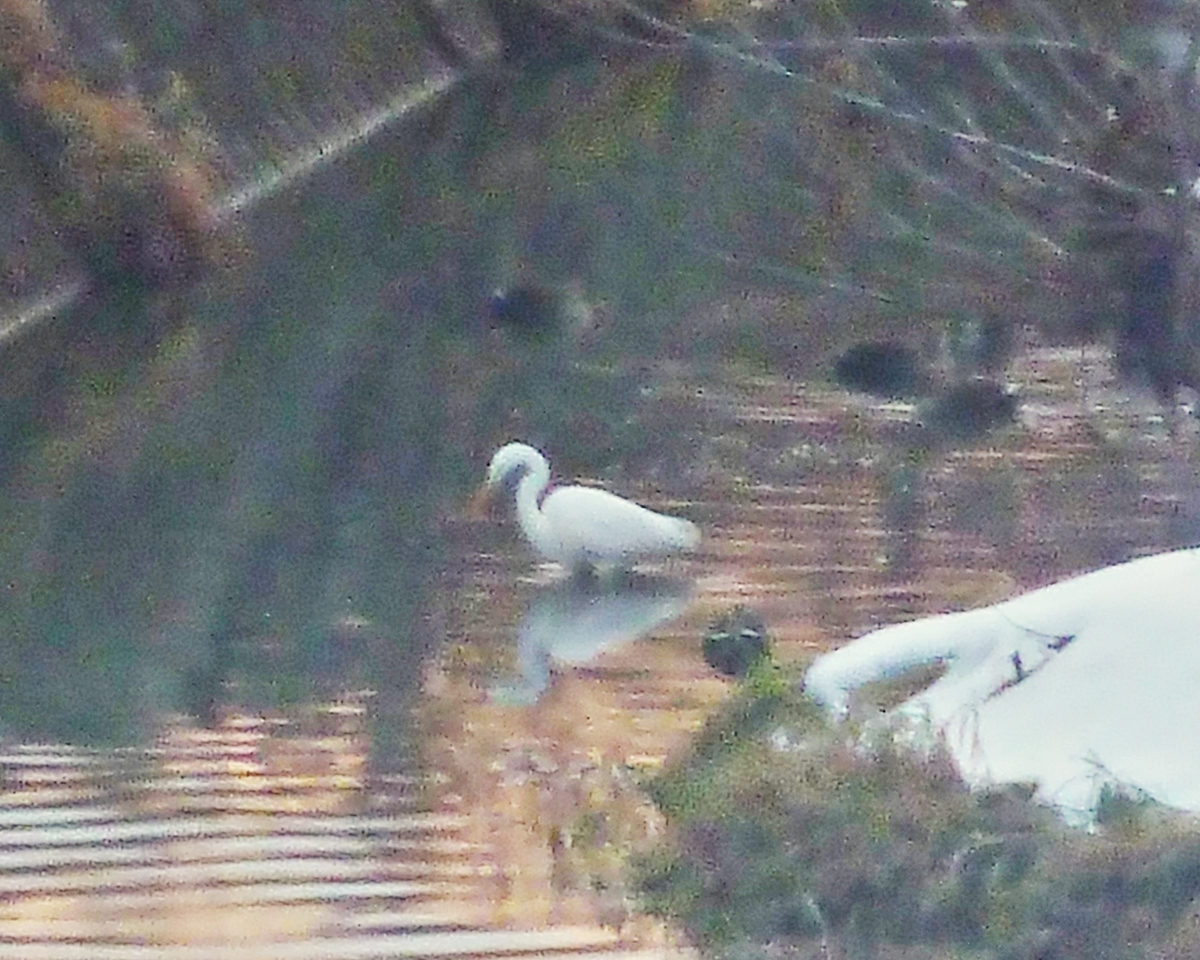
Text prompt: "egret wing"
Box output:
[[541, 486, 697, 563]]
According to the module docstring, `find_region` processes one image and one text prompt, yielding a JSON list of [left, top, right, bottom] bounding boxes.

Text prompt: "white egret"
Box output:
[[481, 442, 700, 572], [804, 546, 1200, 822]]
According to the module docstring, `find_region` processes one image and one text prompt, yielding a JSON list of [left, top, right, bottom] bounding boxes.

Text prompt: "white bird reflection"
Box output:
[[490, 574, 694, 704]]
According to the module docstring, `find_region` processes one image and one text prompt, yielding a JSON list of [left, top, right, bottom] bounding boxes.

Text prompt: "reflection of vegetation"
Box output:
[[0, 128, 457, 744], [637, 663, 1200, 959], [945, 466, 1021, 549]]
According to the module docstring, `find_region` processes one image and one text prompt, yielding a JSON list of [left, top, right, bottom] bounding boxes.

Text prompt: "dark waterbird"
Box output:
[[918, 379, 1019, 447], [703, 606, 770, 677], [487, 284, 565, 343], [833, 341, 924, 400], [834, 339, 1018, 449]]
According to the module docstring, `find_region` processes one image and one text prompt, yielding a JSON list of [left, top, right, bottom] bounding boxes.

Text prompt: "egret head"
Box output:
[[485, 442, 548, 489]]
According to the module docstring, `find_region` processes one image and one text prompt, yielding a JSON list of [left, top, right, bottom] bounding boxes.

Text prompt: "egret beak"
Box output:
[[466, 483, 495, 520]]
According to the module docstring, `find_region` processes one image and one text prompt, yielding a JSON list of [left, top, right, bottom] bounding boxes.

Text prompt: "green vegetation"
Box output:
[[637, 661, 1200, 959]]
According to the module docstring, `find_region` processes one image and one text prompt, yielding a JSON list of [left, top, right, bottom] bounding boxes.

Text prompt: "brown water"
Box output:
[[2, 344, 1195, 958]]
